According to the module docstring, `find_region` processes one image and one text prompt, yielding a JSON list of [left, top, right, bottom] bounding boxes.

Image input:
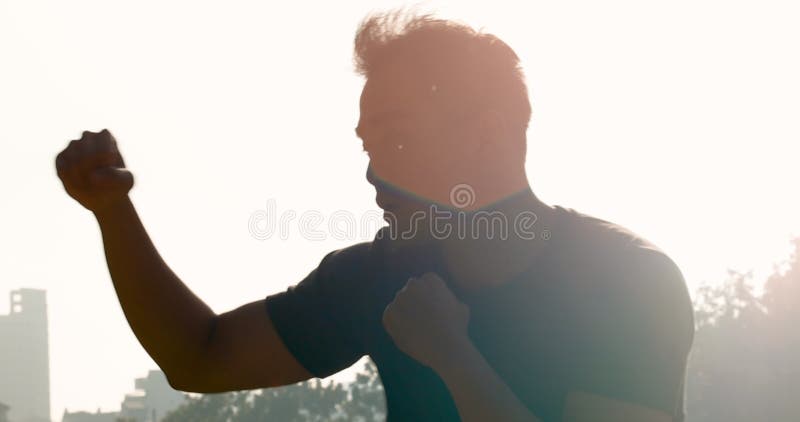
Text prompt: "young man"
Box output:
[[55, 11, 694, 422]]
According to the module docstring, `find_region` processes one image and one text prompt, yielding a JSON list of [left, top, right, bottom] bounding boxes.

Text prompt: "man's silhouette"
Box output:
[[55, 11, 694, 422]]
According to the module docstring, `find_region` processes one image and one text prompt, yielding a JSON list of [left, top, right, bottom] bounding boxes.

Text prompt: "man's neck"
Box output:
[[438, 185, 556, 293]]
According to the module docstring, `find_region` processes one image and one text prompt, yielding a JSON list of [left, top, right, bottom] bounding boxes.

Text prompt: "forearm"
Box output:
[[95, 196, 216, 379], [434, 339, 541, 422]]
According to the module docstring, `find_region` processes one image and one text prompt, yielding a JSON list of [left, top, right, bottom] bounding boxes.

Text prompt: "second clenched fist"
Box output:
[[55, 129, 134, 213], [382, 272, 471, 369]]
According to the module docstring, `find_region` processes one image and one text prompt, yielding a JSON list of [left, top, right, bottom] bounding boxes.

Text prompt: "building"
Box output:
[[60, 409, 118, 422], [1, 402, 10, 422], [0, 289, 51, 422], [119, 371, 184, 422], [62, 371, 184, 422]]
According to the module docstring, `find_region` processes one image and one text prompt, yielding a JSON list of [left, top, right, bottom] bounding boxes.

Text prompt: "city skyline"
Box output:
[[0, 288, 184, 422], [0, 289, 50, 422]]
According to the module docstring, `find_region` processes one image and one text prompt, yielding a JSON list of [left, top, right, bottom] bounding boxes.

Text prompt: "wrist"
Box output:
[[430, 335, 480, 378], [93, 196, 134, 222]]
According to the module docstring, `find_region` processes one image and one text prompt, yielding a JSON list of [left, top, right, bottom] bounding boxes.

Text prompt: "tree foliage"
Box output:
[[687, 237, 800, 421], [162, 360, 384, 422]]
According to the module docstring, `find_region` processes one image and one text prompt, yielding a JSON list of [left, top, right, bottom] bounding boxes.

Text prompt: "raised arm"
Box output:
[[55, 129, 312, 392]]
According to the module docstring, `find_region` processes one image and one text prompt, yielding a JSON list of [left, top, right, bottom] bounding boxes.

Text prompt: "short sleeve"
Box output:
[[264, 245, 371, 378], [574, 249, 695, 420]]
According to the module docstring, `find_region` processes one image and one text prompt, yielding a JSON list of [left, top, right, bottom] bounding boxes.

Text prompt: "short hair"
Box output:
[[354, 10, 532, 133]]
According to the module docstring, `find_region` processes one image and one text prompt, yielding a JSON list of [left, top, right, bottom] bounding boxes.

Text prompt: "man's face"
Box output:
[[356, 67, 477, 233]]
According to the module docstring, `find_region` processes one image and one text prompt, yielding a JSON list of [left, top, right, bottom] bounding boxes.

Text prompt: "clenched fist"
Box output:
[[55, 129, 134, 213], [382, 272, 471, 370]]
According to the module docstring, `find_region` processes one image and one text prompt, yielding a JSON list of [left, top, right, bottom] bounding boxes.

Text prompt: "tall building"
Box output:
[[119, 371, 184, 422], [61, 370, 184, 422], [0, 289, 51, 422]]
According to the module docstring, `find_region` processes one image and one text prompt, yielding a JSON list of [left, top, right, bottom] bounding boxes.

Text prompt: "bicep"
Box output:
[[173, 246, 370, 393], [191, 300, 314, 393]]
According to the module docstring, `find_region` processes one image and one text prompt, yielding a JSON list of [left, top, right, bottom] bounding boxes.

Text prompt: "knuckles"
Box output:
[[404, 272, 445, 292], [419, 272, 445, 286], [389, 273, 445, 310], [391, 272, 448, 305], [381, 304, 396, 330], [57, 130, 118, 164]]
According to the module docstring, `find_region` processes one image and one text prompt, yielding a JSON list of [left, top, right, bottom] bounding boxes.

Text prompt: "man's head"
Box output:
[[354, 10, 532, 228]]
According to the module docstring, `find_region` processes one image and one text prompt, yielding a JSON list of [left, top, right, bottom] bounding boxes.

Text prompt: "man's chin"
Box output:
[[381, 209, 416, 227]]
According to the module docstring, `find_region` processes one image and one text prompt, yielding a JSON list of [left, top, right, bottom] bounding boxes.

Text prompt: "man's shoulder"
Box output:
[[540, 210, 694, 421], [318, 240, 376, 275], [551, 206, 687, 293], [552, 206, 695, 341], [552, 206, 664, 256], [314, 229, 392, 280]]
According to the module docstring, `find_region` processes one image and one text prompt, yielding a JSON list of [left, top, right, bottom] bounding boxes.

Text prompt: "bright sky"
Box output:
[[1, 0, 798, 420]]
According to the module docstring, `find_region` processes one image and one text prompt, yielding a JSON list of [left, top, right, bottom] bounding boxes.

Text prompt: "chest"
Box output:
[[358, 256, 586, 420]]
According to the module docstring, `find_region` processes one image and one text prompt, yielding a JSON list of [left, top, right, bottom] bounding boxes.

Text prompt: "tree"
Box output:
[[339, 359, 385, 422], [686, 237, 800, 421], [163, 359, 384, 422]]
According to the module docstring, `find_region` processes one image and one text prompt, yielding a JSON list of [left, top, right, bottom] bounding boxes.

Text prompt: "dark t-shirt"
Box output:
[[264, 204, 695, 421]]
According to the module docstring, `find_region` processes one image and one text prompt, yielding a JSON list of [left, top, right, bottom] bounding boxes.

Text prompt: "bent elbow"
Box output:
[[163, 368, 207, 393], [164, 369, 195, 392], [164, 368, 231, 394]]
